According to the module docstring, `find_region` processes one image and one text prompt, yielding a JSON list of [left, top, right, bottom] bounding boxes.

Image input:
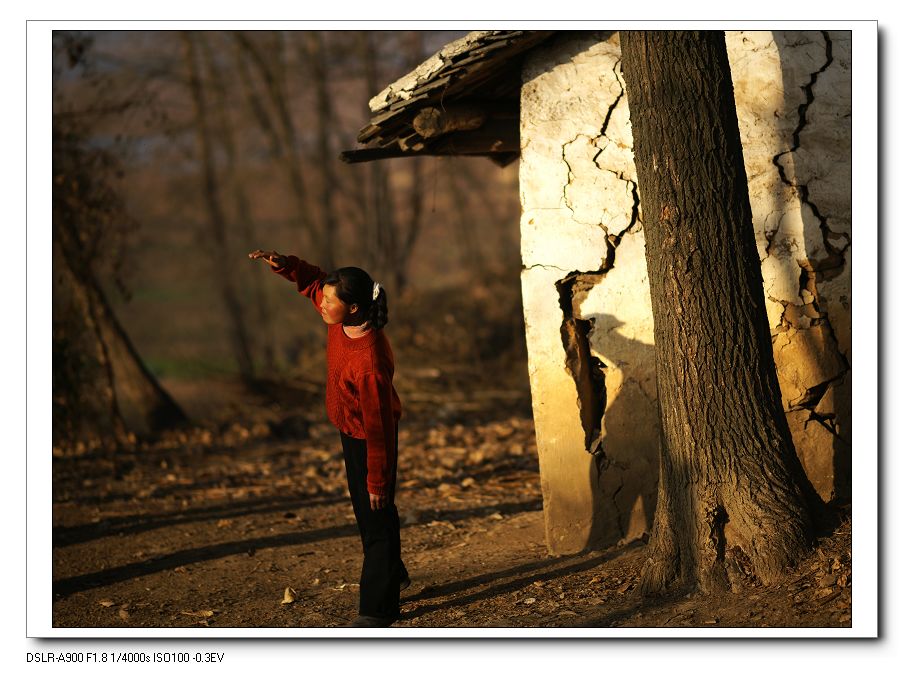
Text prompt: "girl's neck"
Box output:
[[342, 322, 372, 338]]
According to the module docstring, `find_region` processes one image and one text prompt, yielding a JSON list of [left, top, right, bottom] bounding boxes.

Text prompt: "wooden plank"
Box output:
[[413, 104, 488, 138], [340, 146, 517, 164]]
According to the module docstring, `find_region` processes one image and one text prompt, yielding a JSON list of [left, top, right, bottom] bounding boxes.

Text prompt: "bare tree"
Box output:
[[198, 32, 277, 373], [301, 31, 341, 271], [234, 31, 335, 271], [182, 31, 256, 383], [53, 34, 187, 442], [357, 31, 428, 293]]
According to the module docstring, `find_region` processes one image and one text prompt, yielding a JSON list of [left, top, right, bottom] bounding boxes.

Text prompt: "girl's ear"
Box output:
[[349, 303, 359, 314]]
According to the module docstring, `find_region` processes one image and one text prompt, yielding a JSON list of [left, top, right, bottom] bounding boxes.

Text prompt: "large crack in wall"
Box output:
[[766, 31, 851, 489], [555, 271, 608, 458], [553, 51, 651, 538]]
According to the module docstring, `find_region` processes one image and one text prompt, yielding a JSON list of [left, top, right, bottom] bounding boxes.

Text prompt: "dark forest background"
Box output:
[[52, 30, 528, 448]]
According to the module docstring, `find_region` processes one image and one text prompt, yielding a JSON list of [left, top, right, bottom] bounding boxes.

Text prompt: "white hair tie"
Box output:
[[372, 282, 381, 301]]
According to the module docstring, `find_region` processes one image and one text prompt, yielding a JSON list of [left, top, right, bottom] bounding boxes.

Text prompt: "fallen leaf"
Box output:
[[522, 598, 536, 605], [180, 610, 215, 618], [281, 587, 298, 605], [118, 608, 130, 620], [489, 512, 503, 520], [98, 600, 115, 608]]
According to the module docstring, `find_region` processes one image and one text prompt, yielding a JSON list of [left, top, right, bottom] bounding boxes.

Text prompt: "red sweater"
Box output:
[[274, 256, 402, 496]]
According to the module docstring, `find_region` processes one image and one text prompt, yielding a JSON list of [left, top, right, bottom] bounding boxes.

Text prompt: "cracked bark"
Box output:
[[620, 30, 816, 595]]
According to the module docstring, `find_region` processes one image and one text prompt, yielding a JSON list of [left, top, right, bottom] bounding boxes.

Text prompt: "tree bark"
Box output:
[[619, 31, 815, 593]]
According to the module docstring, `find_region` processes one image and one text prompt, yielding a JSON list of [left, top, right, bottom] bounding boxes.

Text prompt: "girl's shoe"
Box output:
[[400, 575, 412, 592]]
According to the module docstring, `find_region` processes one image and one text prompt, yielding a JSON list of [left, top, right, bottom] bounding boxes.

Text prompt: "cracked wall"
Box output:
[[728, 30, 852, 501], [520, 31, 852, 555]]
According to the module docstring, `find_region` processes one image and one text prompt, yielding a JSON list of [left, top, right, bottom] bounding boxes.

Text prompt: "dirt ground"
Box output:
[[52, 362, 852, 631]]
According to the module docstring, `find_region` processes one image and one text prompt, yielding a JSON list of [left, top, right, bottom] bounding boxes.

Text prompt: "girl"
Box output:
[[249, 249, 409, 628]]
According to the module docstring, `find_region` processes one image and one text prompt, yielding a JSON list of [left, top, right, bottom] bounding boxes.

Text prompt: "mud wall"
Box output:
[[519, 30, 852, 554]]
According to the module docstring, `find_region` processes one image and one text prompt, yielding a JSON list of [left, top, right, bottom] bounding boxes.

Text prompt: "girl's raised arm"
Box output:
[[249, 249, 326, 312]]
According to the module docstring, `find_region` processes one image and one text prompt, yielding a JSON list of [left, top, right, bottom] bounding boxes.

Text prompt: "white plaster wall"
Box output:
[[728, 30, 852, 499], [520, 32, 656, 553], [520, 30, 852, 554]]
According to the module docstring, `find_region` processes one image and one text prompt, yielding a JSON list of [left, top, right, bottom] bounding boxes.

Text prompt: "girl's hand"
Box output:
[[248, 249, 287, 268], [369, 493, 387, 511]]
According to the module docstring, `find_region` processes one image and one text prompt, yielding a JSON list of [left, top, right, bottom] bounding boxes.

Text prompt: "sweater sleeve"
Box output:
[[356, 370, 398, 497], [272, 255, 327, 313]]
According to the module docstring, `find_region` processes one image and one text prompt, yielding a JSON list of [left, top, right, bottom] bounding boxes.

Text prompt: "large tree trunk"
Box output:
[[619, 31, 816, 594], [54, 216, 188, 436]]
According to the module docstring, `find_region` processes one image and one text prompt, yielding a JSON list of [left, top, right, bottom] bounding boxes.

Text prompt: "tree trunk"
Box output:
[[234, 31, 333, 271], [619, 31, 815, 594], [54, 216, 188, 435], [199, 33, 277, 374], [396, 31, 426, 295], [182, 31, 257, 383], [360, 33, 398, 277], [305, 31, 341, 274]]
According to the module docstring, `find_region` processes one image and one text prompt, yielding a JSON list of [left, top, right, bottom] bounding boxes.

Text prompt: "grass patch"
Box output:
[[145, 356, 239, 380]]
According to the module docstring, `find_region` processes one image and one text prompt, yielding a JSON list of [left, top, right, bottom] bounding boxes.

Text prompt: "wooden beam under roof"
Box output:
[[342, 30, 555, 166]]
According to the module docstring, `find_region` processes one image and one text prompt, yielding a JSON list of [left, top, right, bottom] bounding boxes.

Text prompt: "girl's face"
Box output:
[[320, 284, 358, 325]]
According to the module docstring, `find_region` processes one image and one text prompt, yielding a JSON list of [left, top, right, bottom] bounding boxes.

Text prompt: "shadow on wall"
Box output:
[[583, 313, 659, 548]]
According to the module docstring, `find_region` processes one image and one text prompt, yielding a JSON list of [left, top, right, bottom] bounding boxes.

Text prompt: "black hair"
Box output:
[[322, 266, 389, 330]]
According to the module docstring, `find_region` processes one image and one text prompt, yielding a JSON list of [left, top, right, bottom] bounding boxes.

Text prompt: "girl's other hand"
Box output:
[[369, 493, 387, 511], [248, 250, 287, 268]]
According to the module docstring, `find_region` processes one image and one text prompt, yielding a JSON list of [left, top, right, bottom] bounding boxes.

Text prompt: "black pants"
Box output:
[[340, 430, 408, 619]]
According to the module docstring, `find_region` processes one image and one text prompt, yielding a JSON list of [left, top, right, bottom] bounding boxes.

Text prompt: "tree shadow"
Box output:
[[52, 499, 543, 599], [52, 491, 351, 547], [400, 545, 638, 621], [574, 588, 689, 627]]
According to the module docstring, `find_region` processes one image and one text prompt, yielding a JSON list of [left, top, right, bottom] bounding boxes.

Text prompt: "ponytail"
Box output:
[[368, 286, 389, 330]]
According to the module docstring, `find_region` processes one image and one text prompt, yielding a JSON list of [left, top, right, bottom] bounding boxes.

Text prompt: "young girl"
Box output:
[[249, 249, 409, 628]]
